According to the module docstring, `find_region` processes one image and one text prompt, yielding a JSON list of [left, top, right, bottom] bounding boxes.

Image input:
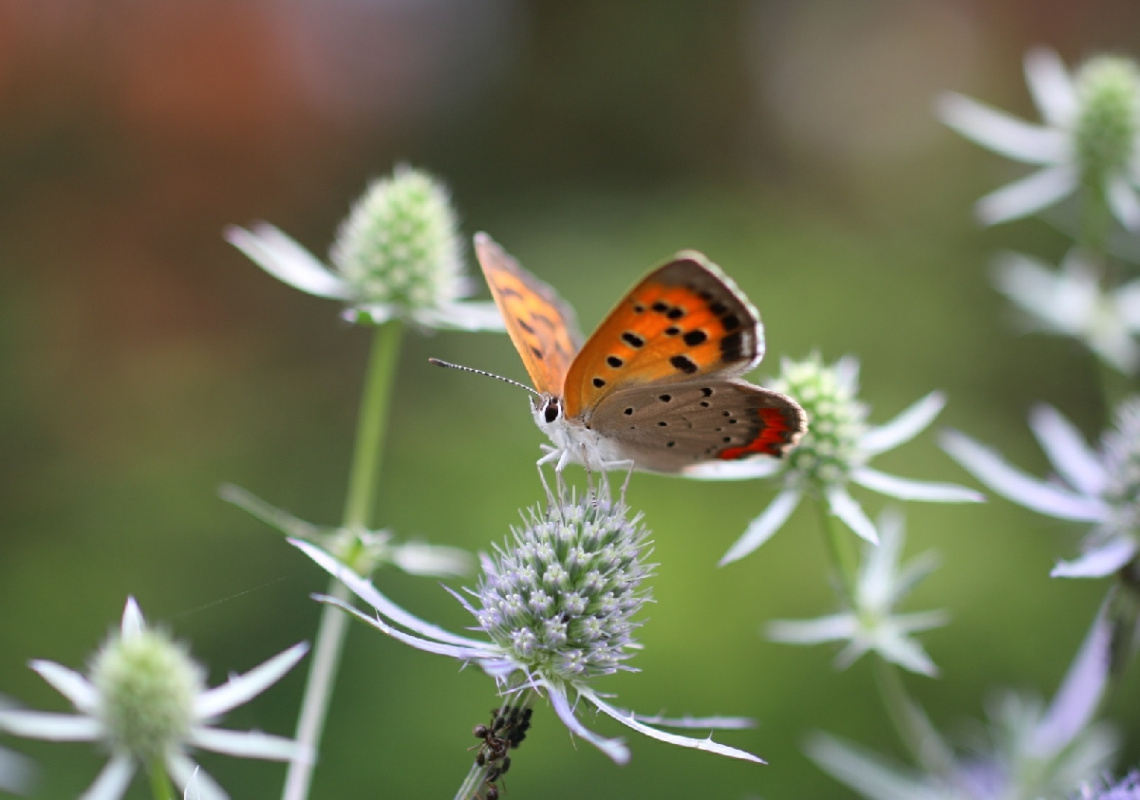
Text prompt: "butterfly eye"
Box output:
[[543, 399, 561, 424]]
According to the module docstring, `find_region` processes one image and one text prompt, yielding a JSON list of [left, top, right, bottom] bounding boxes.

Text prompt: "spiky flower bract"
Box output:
[[292, 485, 761, 767], [943, 398, 1140, 577]]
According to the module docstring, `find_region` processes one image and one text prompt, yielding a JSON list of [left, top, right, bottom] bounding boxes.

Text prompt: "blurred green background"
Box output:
[[2, 1, 1139, 797]]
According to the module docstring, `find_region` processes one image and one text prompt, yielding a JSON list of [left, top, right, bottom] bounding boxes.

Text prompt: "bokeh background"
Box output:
[[2, 1, 1140, 797]]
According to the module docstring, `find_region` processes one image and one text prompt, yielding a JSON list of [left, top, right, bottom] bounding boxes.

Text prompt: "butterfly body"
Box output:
[[475, 233, 806, 474]]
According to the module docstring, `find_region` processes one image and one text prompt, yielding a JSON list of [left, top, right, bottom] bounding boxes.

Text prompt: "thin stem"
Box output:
[[282, 320, 405, 800], [873, 657, 953, 776], [813, 496, 858, 607], [344, 320, 406, 530], [147, 759, 175, 800], [454, 690, 536, 800]]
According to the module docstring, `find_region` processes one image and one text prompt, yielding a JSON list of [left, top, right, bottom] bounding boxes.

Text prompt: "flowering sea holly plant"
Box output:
[[992, 249, 1140, 374], [766, 509, 948, 677], [807, 600, 1120, 799], [226, 165, 504, 330], [0, 598, 308, 800], [290, 488, 761, 776], [938, 48, 1140, 229], [685, 354, 982, 564], [942, 398, 1140, 578], [219, 483, 472, 579]]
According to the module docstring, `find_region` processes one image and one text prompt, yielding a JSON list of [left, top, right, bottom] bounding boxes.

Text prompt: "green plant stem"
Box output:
[[813, 496, 858, 608], [344, 320, 406, 530], [873, 657, 952, 776], [453, 690, 536, 800], [147, 759, 175, 800], [282, 320, 405, 800]]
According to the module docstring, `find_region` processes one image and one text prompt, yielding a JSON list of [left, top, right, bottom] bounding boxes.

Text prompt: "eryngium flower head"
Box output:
[[226, 165, 504, 330], [90, 623, 203, 764], [293, 488, 760, 766], [474, 493, 652, 681], [0, 598, 308, 800], [687, 354, 981, 563], [938, 49, 1140, 229], [943, 398, 1140, 577]]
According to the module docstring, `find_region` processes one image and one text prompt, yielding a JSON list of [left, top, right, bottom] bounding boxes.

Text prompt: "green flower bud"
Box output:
[[1075, 56, 1140, 187], [330, 165, 464, 311], [91, 626, 203, 761], [769, 354, 866, 487]]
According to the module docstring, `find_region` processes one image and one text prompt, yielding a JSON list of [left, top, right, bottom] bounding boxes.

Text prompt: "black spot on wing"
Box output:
[[719, 330, 744, 362], [670, 355, 698, 374], [622, 331, 646, 348], [683, 329, 708, 346]]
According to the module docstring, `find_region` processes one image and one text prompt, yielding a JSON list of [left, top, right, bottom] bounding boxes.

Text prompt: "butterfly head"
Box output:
[[531, 393, 564, 429]]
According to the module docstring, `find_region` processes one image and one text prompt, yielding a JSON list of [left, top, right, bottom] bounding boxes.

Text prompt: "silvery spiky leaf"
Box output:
[[0, 599, 308, 800], [292, 487, 762, 766], [686, 354, 981, 564], [938, 49, 1140, 229], [943, 398, 1140, 578], [226, 165, 504, 331]]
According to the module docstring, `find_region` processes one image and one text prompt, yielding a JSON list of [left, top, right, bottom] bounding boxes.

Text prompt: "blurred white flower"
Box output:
[[942, 399, 1140, 578], [993, 249, 1140, 373], [767, 508, 948, 676], [0, 599, 308, 800], [227, 165, 504, 331], [686, 355, 981, 564], [938, 49, 1140, 228]]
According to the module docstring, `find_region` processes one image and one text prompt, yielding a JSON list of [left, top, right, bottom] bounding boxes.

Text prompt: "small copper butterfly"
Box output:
[[471, 233, 806, 473]]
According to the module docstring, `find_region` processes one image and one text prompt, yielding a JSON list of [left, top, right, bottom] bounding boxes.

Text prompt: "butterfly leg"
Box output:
[[536, 462, 556, 507], [617, 459, 635, 500]]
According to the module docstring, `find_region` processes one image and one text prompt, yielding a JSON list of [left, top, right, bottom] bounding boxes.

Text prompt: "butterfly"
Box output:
[[472, 232, 806, 474]]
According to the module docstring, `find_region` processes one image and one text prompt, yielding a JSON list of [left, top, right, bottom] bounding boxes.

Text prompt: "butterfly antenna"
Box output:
[[428, 358, 540, 397]]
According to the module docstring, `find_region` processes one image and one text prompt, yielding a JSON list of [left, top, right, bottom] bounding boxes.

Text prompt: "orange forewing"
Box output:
[[563, 254, 761, 418], [474, 233, 583, 395]]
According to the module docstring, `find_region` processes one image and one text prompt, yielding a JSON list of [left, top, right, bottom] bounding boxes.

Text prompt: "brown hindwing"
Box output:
[[588, 380, 805, 473]]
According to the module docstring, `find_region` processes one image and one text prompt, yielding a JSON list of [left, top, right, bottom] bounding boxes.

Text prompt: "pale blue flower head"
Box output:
[[292, 487, 761, 766], [226, 165, 504, 331], [0, 598, 308, 800], [938, 48, 1140, 229], [943, 398, 1140, 578], [808, 596, 1119, 799], [992, 250, 1140, 374], [767, 508, 948, 676], [687, 354, 981, 564]]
